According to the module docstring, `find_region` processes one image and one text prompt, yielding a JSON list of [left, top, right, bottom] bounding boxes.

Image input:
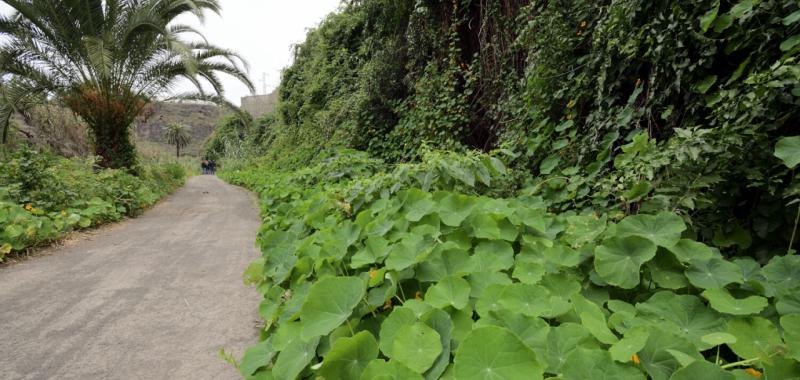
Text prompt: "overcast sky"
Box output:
[[0, 1, 343, 106]]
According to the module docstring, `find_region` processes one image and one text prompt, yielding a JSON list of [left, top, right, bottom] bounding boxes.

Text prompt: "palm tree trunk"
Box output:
[[89, 120, 137, 169], [176, 144, 180, 158]]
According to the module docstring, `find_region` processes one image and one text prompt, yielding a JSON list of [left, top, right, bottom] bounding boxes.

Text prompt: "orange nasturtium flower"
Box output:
[[415, 291, 422, 300], [631, 354, 641, 365], [383, 299, 393, 310], [369, 269, 378, 279], [24, 204, 33, 211], [744, 368, 763, 378]]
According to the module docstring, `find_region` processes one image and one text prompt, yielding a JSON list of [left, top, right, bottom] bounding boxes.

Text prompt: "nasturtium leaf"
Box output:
[[437, 193, 477, 227], [385, 234, 432, 271], [379, 307, 417, 357], [472, 240, 514, 272], [468, 271, 512, 299], [425, 276, 471, 310], [572, 294, 619, 344], [594, 236, 657, 289], [763, 356, 800, 379], [726, 317, 783, 360], [761, 254, 800, 297], [512, 260, 546, 284], [562, 348, 646, 380], [668, 360, 734, 380], [647, 251, 690, 290], [478, 312, 550, 353], [701, 288, 768, 315], [360, 360, 424, 380], [404, 299, 434, 318], [416, 246, 475, 282], [700, 332, 737, 347], [454, 326, 543, 380], [351, 236, 390, 268], [623, 181, 653, 202], [616, 212, 686, 247], [272, 336, 320, 380], [498, 283, 551, 317], [781, 315, 800, 361], [638, 329, 703, 380], [774, 137, 800, 168], [542, 244, 583, 267], [464, 214, 518, 241], [685, 258, 742, 289], [665, 349, 698, 367], [777, 293, 800, 315], [562, 214, 607, 248], [666, 239, 714, 263], [300, 276, 365, 340], [239, 339, 275, 377], [636, 292, 725, 350], [318, 331, 378, 380], [392, 322, 442, 373], [610, 327, 649, 363], [546, 323, 597, 373], [244, 258, 266, 285], [420, 309, 453, 380]]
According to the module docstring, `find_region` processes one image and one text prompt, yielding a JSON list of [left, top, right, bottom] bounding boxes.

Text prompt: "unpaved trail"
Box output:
[[0, 176, 261, 380]]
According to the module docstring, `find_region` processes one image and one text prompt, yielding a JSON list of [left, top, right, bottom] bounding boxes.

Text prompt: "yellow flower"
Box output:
[[631, 354, 641, 365], [415, 291, 422, 300], [744, 368, 762, 378], [369, 269, 378, 279]]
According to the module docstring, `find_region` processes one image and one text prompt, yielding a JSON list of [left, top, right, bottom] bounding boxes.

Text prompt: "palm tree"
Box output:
[[164, 122, 192, 157], [0, 0, 255, 169]]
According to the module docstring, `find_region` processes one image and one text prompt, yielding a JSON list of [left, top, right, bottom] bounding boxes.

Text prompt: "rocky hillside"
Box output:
[[135, 102, 220, 146]]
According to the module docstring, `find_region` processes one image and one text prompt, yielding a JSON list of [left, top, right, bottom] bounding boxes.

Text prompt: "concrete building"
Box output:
[[241, 90, 278, 119]]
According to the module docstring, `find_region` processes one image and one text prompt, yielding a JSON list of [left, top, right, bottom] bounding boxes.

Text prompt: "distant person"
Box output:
[[201, 159, 208, 175], [209, 160, 217, 175]]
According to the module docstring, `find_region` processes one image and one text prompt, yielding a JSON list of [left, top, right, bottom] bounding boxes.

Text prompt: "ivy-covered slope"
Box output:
[[213, 0, 800, 379]]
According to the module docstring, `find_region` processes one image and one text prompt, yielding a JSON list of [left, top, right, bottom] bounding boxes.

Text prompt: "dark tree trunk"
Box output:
[[176, 144, 180, 158], [89, 121, 137, 170]]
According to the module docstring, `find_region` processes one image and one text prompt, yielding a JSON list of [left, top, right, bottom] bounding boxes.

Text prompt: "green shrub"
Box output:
[[0, 146, 186, 260]]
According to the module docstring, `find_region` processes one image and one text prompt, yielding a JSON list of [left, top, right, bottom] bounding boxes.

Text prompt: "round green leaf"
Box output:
[[360, 359, 424, 380], [562, 348, 646, 380], [379, 307, 417, 357], [437, 193, 477, 227], [615, 212, 686, 247], [425, 276, 471, 310], [701, 288, 767, 315], [774, 136, 800, 168], [454, 326, 543, 380], [472, 240, 514, 272], [392, 322, 443, 373], [300, 276, 365, 340], [594, 236, 657, 289], [610, 327, 649, 363], [318, 331, 378, 380], [781, 315, 800, 361], [272, 336, 320, 380], [498, 283, 551, 317], [700, 332, 737, 347], [685, 258, 742, 289], [239, 339, 275, 377], [666, 239, 714, 263], [668, 360, 733, 380], [726, 317, 782, 360]]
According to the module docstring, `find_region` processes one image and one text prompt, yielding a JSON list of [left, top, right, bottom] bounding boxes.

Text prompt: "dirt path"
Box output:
[[0, 176, 262, 380]]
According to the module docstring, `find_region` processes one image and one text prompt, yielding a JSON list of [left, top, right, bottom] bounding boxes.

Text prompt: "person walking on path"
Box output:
[[201, 159, 209, 175]]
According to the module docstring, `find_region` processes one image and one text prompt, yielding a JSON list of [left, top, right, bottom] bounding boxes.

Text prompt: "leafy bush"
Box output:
[[222, 150, 800, 379], [0, 146, 186, 260]]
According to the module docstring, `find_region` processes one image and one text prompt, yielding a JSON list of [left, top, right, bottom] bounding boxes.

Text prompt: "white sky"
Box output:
[[0, 1, 343, 106]]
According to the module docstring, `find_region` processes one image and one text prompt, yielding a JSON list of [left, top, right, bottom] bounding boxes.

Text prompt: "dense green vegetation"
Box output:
[[0, 146, 186, 261], [215, 0, 800, 379]]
